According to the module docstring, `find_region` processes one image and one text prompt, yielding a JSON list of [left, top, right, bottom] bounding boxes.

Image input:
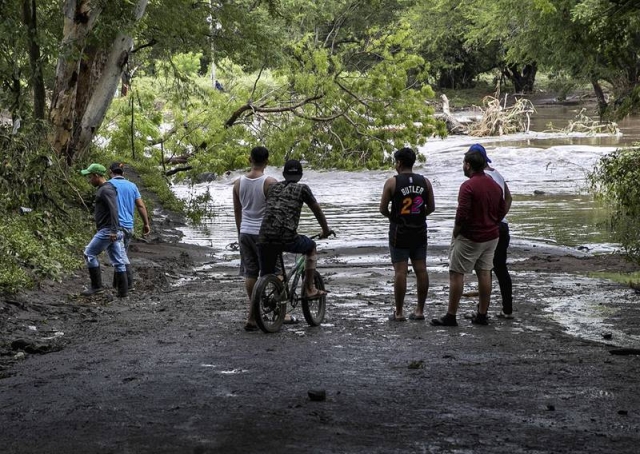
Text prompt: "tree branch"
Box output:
[[164, 166, 193, 177], [132, 38, 157, 53], [224, 94, 324, 128]]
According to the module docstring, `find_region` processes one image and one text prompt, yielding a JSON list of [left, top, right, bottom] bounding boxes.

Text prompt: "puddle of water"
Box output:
[[219, 369, 248, 374]]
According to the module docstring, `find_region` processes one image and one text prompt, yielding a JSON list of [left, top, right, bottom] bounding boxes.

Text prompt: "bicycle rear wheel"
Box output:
[[252, 275, 286, 333], [301, 271, 326, 326]]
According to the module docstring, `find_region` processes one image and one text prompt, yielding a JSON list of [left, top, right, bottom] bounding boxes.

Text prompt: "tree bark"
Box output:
[[591, 78, 608, 118], [49, 0, 149, 164], [22, 0, 46, 120], [503, 63, 537, 94]]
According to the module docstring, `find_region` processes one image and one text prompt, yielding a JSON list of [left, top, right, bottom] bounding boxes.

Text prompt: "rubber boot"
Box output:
[[125, 265, 134, 291], [115, 271, 128, 298], [81, 267, 104, 296]]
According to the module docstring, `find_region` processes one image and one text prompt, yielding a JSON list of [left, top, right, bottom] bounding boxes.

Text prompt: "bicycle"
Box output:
[[251, 233, 334, 333]]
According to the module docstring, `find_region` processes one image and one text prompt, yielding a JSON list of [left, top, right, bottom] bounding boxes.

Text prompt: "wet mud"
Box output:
[[2, 233, 640, 453]]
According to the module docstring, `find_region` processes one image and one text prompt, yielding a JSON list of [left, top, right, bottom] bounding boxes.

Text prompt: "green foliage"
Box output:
[[406, 0, 502, 89], [102, 26, 444, 177], [0, 214, 85, 294], [589, 147, 640, 263], [0, 126, 89, 293], [545, 72, 579, 102]]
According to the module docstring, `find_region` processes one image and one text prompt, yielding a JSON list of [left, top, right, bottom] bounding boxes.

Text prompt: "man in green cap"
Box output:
[[80, 163, 129, 297]]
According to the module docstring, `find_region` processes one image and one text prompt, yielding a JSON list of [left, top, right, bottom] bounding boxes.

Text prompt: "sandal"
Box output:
[[244, 323, 259, 332], [389, 312, 407, 322]]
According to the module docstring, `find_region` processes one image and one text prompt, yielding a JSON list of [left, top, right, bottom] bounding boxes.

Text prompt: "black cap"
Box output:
[[283, 159, 303, 181], [109, 162, 125, 173]]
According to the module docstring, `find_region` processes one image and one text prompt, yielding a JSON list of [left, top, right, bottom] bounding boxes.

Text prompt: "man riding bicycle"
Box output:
[[257, 159, 333, 299]]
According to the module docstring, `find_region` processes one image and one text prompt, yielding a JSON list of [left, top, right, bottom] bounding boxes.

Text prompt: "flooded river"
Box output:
[[176, 104, 640, 256], [172, 104, 640, 347]]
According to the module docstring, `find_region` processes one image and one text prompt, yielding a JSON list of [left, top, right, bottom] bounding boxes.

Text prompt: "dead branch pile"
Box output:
[[468, 95, 535, 137], [545, 108, 619, 135]]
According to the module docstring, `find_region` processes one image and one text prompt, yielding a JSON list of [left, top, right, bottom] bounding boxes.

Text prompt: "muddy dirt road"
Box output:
[[2, 237, 640, 453]]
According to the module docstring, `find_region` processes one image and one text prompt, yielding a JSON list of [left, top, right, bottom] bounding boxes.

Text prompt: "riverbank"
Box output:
[[2, 232, 640, 453]]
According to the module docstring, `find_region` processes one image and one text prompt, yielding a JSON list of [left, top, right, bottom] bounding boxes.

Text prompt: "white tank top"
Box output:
[[485, 168, 508, 224], [239, 174, 268, 235]]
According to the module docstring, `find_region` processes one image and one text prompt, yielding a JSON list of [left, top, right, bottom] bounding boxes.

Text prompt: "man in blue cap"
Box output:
[[468, 144, 514, 319], [80, 163, 129, 298]]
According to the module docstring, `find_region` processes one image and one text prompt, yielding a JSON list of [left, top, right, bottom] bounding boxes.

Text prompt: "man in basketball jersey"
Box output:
[[379, 147, 435, 321]]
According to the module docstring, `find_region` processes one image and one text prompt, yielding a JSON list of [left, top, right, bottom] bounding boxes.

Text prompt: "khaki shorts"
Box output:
[[449, 235, 499, 274]]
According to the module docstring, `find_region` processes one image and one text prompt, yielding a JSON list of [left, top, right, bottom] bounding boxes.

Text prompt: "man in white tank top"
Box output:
[[233, 146, 277, 331], [475, 144, 514, 319]]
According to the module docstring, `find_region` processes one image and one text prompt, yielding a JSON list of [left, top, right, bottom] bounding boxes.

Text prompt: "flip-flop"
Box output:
[[244, 323, 259, 332], [409, 313, 425, 321], [283, 315, 299, 325], [389, 312, 407, 322]]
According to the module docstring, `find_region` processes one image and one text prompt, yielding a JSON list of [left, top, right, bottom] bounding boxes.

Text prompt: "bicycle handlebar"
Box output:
[[311, 230, 336, 240]]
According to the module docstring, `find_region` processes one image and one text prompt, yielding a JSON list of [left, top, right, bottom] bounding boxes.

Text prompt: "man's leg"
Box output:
[[245, 276, 257, 324], [493, 223, 513, 314], [432, 236, 470, 326], [412, 259, 428, 318], [473, 238, 499, 323], [392, 260, 408, 319], [123, 228, 134, 290], [106, 231, 129, 297], [240, 234, 261, 327], [477, 269, 493, 314], [81, 230, 112, 295], [447, 271, 464, 315], [304, 246, 321, 294]]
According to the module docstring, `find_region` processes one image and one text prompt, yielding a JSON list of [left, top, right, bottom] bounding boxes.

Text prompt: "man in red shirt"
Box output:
[[431, 146, 506, 326]]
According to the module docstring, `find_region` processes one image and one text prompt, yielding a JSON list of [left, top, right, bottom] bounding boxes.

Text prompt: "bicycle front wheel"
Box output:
[[301, 271, 326, 326], [252, 275, 286, 333]]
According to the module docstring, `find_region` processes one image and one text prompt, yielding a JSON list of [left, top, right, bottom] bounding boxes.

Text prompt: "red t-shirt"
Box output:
[[455, 172, 506, 242]]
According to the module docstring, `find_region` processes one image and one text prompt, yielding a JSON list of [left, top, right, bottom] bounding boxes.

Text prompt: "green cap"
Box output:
[[80, 163, 107, 176]]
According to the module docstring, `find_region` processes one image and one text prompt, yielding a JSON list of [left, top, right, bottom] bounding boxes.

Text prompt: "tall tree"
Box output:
[[49, 0, 149, 164], [21, 0, 46, 120]]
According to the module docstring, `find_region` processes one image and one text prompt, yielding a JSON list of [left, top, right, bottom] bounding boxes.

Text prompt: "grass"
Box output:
[[589, 271, 640, 289]]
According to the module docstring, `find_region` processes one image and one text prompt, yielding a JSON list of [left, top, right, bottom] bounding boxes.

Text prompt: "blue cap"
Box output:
[[468, 144, 491, 163]]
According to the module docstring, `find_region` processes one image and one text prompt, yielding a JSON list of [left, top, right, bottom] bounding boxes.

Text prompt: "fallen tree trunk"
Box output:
[[434, 94, 469, 135]]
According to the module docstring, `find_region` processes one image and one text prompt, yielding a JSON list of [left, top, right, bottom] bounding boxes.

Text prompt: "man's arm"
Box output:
[[453, 184, 470, 238], [232, 179, 242, 234], [503, 182, 512, 215], [102, 185, 120, 240], [135, 198, 151, 236], [263, 176, 277, 197], [308, 202, 332, 238], [424, 178, 435, 216], [379, 177, 395, 218]]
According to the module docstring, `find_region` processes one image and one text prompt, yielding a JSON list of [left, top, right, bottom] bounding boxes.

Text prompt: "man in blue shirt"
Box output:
[[108, 162, 151, 290], [80, 163, 129, 297]]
